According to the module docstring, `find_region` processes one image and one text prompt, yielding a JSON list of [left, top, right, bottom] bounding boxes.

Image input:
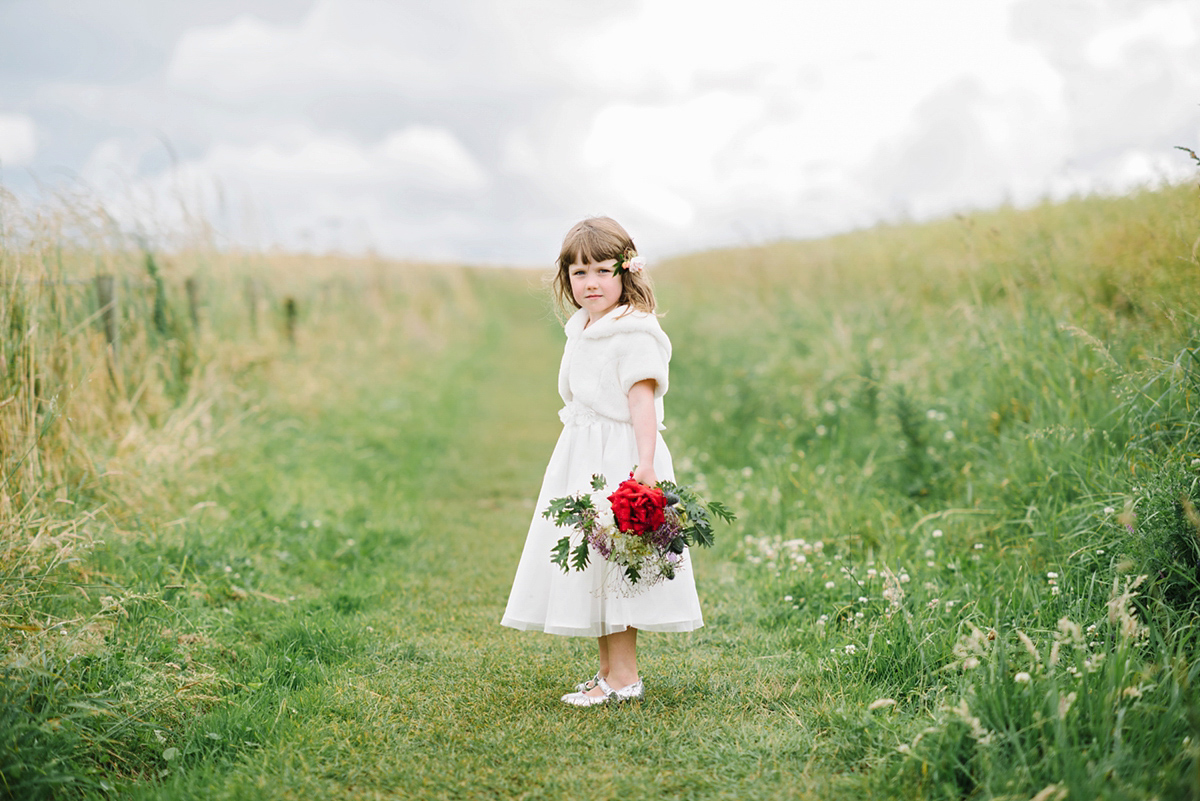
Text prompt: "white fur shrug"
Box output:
[[557, 305, 670, 425]]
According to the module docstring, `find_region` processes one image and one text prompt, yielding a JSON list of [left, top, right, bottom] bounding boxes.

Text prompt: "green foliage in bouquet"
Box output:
[[545, 474, 735, 585]]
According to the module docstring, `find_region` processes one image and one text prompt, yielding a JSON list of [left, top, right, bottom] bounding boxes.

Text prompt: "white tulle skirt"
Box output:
[[500, 403, 705, 637]]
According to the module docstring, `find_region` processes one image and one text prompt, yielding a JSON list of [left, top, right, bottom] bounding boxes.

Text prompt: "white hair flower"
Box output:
[[615, 253, 646, 274]]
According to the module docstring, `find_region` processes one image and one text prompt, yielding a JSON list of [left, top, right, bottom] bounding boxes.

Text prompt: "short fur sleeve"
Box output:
[[616, 331, 670, 399]]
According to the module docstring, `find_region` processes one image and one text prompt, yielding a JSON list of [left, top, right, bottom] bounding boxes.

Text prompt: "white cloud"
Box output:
[[167, 6, 433, 98], [1085, 2, 1198, 68], [78, 123, 489, 257], [0, 113, 37, 166], [6, 0, 1200, 263]]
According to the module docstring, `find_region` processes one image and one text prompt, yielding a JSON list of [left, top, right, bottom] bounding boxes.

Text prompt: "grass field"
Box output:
[[2, 184, 1199, 799]]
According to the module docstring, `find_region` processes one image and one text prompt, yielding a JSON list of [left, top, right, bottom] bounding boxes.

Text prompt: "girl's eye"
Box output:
[[598, 268, 610, 275]]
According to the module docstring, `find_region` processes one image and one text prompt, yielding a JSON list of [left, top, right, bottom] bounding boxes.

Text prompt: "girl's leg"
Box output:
[[587, 627, 638, 696], [597, 636, 611, 679]]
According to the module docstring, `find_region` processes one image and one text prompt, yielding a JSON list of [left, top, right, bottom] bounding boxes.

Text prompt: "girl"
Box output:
[[501, 216, 703, 706]]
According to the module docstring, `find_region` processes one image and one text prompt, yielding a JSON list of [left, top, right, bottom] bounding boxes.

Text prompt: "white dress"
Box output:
[[501, 305, 705, 637]]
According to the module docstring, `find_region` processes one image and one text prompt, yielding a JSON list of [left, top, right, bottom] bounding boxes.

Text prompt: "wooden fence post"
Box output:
[[94, 274, 118, 357], [185, 276, 201, 330], [283, 297, 297, 345]]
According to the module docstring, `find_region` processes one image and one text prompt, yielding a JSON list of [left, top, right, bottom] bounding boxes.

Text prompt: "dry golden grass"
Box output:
[[0, 189, 498, 631]]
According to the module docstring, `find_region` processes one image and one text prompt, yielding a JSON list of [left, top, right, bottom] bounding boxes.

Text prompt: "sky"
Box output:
[[0, 0, 1197, 266]]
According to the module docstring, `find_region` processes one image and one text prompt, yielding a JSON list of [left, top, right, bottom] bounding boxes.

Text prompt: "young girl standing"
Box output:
[[501, 216, 703, 706]]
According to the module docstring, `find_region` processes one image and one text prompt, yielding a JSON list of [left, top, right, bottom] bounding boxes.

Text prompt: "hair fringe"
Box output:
[[550, 217, 657, 321]]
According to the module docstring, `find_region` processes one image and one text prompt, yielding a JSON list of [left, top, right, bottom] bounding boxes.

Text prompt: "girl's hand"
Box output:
[[632, 464, 658, 487]]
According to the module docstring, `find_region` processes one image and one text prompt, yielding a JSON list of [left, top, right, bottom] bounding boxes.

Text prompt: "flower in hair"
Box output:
[[614, 254, 646, 275]]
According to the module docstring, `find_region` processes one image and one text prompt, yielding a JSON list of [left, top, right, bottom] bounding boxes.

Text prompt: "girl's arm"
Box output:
[[628, 378, 658, 486]]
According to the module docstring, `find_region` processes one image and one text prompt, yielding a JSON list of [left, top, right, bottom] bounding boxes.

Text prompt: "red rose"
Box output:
[[607, 475, 667, 535]]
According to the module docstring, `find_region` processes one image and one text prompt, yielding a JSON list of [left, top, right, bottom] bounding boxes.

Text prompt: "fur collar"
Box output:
[[565, 306, 668, 348]]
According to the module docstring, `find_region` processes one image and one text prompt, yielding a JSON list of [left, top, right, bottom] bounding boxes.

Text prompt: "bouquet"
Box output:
[[545, 473, 735, 589]]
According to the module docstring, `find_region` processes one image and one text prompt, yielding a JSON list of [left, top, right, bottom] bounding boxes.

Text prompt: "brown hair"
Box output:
[[551, 216, 656, 320]]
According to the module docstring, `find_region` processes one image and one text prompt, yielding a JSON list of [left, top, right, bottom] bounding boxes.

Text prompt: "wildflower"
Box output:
[[1103, 506, 1115, 515], [1047, 571, 1058, 579], [844, 644, 857, 655], [1014, 671, 1032, 683], [973, 543, 984, 550], [963, 657, 980, 670], [868, 698, 896, 711], [784, 595, 793, 602], [858, 596, 868, 604], [944, 430, 955, 442], [816, 425, 828, 437], [932, 529, 943, 538], [825, 581, 836, 589]]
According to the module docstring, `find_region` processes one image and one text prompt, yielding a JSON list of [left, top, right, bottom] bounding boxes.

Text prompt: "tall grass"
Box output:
[[1, 180, 1197, 799], [660, 183, 1200, 799], [0, 187, 489, 798]]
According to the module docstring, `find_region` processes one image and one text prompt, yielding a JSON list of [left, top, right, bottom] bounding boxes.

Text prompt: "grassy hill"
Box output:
[[1, 183, 1198, 799]]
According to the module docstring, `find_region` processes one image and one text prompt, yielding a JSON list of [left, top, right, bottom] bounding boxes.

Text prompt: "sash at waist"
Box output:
[[558, 402, 664, 430]]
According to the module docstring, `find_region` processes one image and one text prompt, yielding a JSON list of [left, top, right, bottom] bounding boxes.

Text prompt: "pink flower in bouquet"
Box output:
[[607, 475, 667, 535]]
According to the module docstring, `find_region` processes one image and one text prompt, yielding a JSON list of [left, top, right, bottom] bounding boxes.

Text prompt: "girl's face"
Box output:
[[569, 258, 622, 324]]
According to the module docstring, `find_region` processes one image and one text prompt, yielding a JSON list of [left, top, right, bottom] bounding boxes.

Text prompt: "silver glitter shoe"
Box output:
[[561, 677, 644, 707], [575, 672, 602, 692]]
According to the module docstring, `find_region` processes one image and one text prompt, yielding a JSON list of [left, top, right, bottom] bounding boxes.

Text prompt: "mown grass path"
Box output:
[[122, 282, 851, 801]]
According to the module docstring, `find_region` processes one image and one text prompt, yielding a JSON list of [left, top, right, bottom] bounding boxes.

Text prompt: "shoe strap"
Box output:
[[596, 677, 618, 699]]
